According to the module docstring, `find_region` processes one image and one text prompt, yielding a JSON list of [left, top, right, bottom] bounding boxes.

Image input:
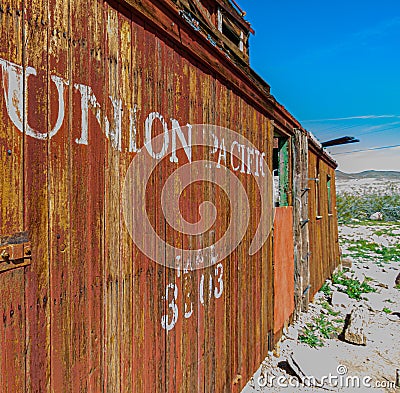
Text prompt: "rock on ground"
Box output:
[[344, 306, 369, 346]]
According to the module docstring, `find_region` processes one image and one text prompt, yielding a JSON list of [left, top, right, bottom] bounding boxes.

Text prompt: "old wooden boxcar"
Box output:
[[0, 0, 339, 391]]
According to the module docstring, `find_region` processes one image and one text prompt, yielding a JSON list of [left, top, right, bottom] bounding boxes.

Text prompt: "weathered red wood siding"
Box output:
[[308, 149, 340, 298], [0, 0, 26, 391], [273, 206, 295, 334], [0, 0, 339, 391]]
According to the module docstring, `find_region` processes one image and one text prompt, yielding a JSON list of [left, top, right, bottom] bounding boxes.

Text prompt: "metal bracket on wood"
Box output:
[[0, 241, 31, 273], [308, 178, 319, 182], [301, 252, 312, 263], [301, 219, 309, 227], [302, 284, 311, 297]]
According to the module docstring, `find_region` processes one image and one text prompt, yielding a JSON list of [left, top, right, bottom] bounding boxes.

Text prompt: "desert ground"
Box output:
[[242, 171, 400, 392]]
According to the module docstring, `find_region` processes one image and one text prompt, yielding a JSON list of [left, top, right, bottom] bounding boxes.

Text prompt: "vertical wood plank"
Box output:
[[201, 67, 214, 393], [261, 113, 269, 361], [131, 14, 145, 392], [0, 0, 25, 390], [222, 85, 233, 393], [164, 37, 180, 393], [86, 1, 105, 390], [69, 0, 92, 389], [24, 0, 51, 390], [252, 109, 262, 368], [238, 96, 248, 391], [154, 34, 166, 393], [119, 5, 134, 392], [250, 107, 259, 374], [230, 91, 240, 392], [141, 24, 154, 393], [104, 5, 121, 392], [178, 56, 198, 393], [48, 0, 71, 390], [192, 64, 205, 393], [0, 268, 25, 392], [213, 78, 225, 393]]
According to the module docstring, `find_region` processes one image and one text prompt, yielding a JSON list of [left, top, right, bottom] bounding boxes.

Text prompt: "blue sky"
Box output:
[[241, 0, 400, 172]]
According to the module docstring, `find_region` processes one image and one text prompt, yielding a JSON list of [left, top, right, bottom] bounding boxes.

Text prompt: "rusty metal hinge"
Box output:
[[0, 232, 31, 273]]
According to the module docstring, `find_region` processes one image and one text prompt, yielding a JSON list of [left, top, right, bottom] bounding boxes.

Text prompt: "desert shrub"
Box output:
[[331, 271, 376, 300], [320, 282, 332, 297], [299, 314, 339, 347], [299, 327, 324, 348], [336, 192, 400, 223]]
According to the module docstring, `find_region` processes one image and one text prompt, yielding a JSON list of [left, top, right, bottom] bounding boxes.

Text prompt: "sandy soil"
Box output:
[[242, 223, 400, 392]]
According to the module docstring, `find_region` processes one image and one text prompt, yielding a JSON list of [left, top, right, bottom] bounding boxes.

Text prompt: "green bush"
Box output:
[[332, 271, 376, 300], [299, 314, 339, 347], [320, 282, 332, 297], [345, 239, 400, 263], [337, 193, 400, 223], [299, 327, 324, 348]]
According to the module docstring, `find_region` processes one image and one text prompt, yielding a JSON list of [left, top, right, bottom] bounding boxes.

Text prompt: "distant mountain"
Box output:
[[336, 170, 400, 180]]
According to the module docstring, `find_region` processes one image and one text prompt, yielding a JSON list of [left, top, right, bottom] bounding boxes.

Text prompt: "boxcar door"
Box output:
[[273, 135, 295, 335]]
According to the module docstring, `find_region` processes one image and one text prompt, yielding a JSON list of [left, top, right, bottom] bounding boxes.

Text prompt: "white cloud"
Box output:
[[302, 114, 400, 122]]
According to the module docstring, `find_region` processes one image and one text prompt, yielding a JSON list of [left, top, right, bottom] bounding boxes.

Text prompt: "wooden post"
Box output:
[[292, 129, 310, 316]]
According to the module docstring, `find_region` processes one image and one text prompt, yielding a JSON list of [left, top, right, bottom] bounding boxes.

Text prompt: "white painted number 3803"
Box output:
[[161, 263, 224, 332]]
